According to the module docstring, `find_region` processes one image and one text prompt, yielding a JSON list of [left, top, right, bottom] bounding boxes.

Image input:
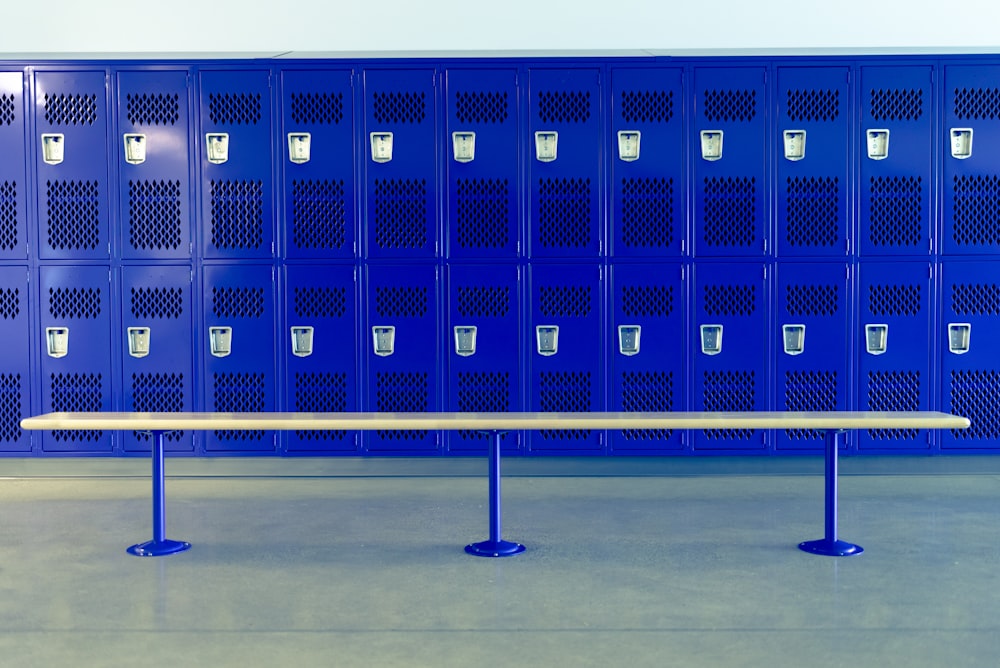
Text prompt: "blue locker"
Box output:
[[856, 261, 932, 450], [528, 68, 602, 259], [942, 65, 1000, 256], [116, 70, 193, 260], [692, 67, 768, 258], [202, 264, 276, 452], [199, 69, 274, 260], [610, 67, 685, 258], [39, 265, 113, 453], [362, 69, 438, 259], [609, 262, 685, 453], [858, 66, 933, 257], [775, 66, 850, 258], [940, 261, 1000, 449], [445, 68, 520, 260], [120, 265, 194, 453], [527, 263, 603, 453], [0, 267, 31, 453], [692, 262, 768, 451], [364, 263, 440, 453], [774, 261, 851, 451], [0, 71, 27, 260], [280, 69, 357, 260], [283, 263, 359, 453], [445, 263, 522, 454], [34, 70, 111, 261]]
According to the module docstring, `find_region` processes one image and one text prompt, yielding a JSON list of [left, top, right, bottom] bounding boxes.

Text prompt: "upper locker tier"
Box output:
[[0, 71, 27, 260]]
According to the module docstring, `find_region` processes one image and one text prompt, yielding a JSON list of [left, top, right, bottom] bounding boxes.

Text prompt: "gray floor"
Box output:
[[2, 457, 1000, 667]]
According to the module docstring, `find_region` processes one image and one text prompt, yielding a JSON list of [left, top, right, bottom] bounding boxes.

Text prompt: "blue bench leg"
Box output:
[[798, 429, 863, 557], [465, 430, 525, 557], [127, 429, 192, 557]]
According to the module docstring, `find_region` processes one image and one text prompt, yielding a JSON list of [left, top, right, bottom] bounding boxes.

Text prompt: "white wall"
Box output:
[[3, 0, 999, 54]]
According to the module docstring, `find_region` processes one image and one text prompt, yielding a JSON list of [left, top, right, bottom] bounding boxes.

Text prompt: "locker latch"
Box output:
[[948, 323, 971, 354], [866, 129, 889, 160], [534, 131, 558, 162], [950, 128, 973, 159], [617, 325, 641, 356], [452, 132, 476, 163], [700, 324, 723, 355], [41, 134, 65, 165], [700, 130, 723, 161], [209, 326, 232, 357], [782, 324, 805, 355], [372, 326, 395, 356], [123, 134, 147, 165], [782, 130, 806, 161], [865, 324, 888, 355], [617, 131, 640, 162], [287, 133, 311, 164], [453, 326, 477, 356], [45, 327, 69, 358], [536, 325, 559, 356], [290, 326, 314, 357], [206, 133, 230, 165], [127, 327, 151, 358], [370, 132, 393, 163]]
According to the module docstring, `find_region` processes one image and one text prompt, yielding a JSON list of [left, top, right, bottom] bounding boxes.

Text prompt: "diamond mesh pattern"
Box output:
[[458, 287, 509, 317], [785, 284, 838, 317], [786, 177, 838, 248], [129, 180, 182, 252], [213, 372, 266, 441], [294, 372, 348, 441], [702, 89, 757, 122], [290, 92, 344, 125], [375, 286, 427, 318], [620, 370, 674, 441], [951, 283, 1000, 315], [212, 287, 265, 318], [702, 370, 756, 440], [784, 370, 837, 441], [703, 177, 756, 248], [949, 370, 1000, 440], [868, 284, 921, 316], [869, 88, 924, 121], [208, 93, 261, 125], [786, 89, 840, 121], [50, 373, 103, 442], [456, 178, 510, 250], [44, 94, 98, 126], [373, 179, 428, 250], [0, 287, 19, 320], [126, 93, 180, 126], [372, 92, 426, 124], [375, 372, 428, 440], [210, 180, 264, 251], [0, 181, 16, 252], [457, 371, 511, 441], [131, 372, 184, 442], [868, 176, 922, 248], [46, 180, 100, 252], [49, 287, 101, 319], [294, 286, 346, 318], [866, 371, 920, 440], [538, 178, 592, 249], [0, 373, 21, 443], [952, 175, 1000, 247], [622, 285, 673, 317], [954, 88, 1000, 120], [455, 91, 508, 123], [539, 371, 592, 441], [620, 90, 674, 123], [131, 287, 183, 319], [537, 91, 591, 123], [291, 180, 347, 251], [540, 286, 591, 317], [0, 94, 14, 125], [621, 177, 674, 250], [703, 284, 756, 317]]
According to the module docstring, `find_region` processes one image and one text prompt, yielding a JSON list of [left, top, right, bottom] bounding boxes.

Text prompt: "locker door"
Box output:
[[857, 261, 932, 451], [445, 263, 522, 454], [199, 69, 274, 260], [774, 261, 851, 451], [34, 70, 111, 261], [527, 263, 604, 453], [942, 65, 1000, 256], [692, 262, 768, 451], [117, 70, 192, 260], [283, 264, 359, 453], [362, 69, 438, 260], [445, 68, 520, 260], [0, 267, 31, 453], [0, 71, 27, 260], [693, 67, 768, 258], [39, 265, 113, 453], [858, 66, 933, 257], [202, 264, 276, 452], [610, 263, 685, 453], [610, 67, 685, 258], [528, 68, 602, 259], [940, 261, 1000, 449], [775, 67, 850, 258], [364, 264, 440, 453], [121, 265, 194, 453], [280, 69, 357, 260]]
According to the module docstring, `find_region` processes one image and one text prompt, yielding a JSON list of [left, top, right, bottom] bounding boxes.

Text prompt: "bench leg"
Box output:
[[798, 429, 863, 557], [465, 430, 525, 557], [127, 429, 192, 557]]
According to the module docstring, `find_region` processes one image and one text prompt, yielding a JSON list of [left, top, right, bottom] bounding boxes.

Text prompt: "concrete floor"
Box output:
[[1, 458, 999, 667]]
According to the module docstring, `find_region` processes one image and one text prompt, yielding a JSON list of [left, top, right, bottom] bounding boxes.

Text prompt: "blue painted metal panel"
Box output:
[[279, 69, 357, 260], [283, 263, 360, 453], [0, 70, 27, 260], [0, 266, 31, 453]]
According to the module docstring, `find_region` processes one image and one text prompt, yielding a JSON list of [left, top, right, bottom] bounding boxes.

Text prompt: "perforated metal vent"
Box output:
[[131, 287, 183, 319], [0, 287, 19, 320], [866, 370, 920, 440], [126, 93, 180, 126], [786, 89, 840, 121], [458, 287, 509, 317], [869, 88, 923, 121], [210, 180, 263, 251], [868, 176, 922, 248], [703, 284, 756, 317], [294, 372, 348, 441], [786, 177, 838, 248], [47, 180, 100, 252], [954, 88, 1000, 120], [292, 179, 346, 251], [455, 91, 508, 123], [620, 90, 674, 123], [457, 371, 511, 442], [702, 370, 756, 440], [868, 284, 921, 316], [539, 371, 592, 441], [375, 371, 429, 440], [702, 89, 757, 122], [129, 180, 182, 252], [44, 93, 98, 126], [0, 181, 16, 251], [622, 285, 673, 317], [952, 175, 1000, 247], [373, 178, 428, 250], [375, 286, 427, 318], [208, 93, 261, 125], [784, 370, 837, 441], [212, 287, 265, 318], [456, 178, 510, 250], [621, 177, 674, 250], [951, 283, 1000, 316], [290, 92, 344, 125], [539, 286, 591, 317], [949, 370, 1000, 440], [620, 370, 674, 441], [294, 286, 347, 318], [703, 177, 756, 248], [538, 178, 592, 249], [213, 372, 266, 441], [50, 373, 102, 442], [0, 373, 22, 443], [785, 284, 838, 317], [49, 287, 101, 319], [131, 373, 184, 442], [0, 94, 14, 125], [372, 91, 426, 124], [537, 91, 591, 123]]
